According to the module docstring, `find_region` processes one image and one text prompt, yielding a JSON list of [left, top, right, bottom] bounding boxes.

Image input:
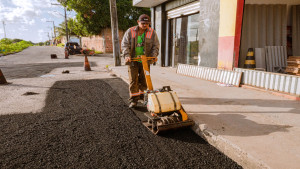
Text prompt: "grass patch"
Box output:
[[0, 38, 33, 55], [95, 51, 103, 54], [57, 43, 65, 48]]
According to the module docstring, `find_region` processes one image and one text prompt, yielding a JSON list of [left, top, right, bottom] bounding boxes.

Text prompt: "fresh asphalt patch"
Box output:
[[0, 78, 242, 168], [0, 62, 96, 79]]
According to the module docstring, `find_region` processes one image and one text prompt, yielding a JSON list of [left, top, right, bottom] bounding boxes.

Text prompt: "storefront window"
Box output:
[[174, 18, 182, 65], [186, 13, 199, 65], [171, 13, 199, 66]]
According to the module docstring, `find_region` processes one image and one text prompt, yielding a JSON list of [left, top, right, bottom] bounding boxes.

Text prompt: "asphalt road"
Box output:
[[0, 47, 242, 168], [0, 46, 96, 79]]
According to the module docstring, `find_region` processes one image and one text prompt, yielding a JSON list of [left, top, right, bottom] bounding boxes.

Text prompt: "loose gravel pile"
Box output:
[[0, 79, 242, 169]]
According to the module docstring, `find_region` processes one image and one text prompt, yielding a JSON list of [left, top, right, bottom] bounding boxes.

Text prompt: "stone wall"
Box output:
[[81, 28, 125, 53]]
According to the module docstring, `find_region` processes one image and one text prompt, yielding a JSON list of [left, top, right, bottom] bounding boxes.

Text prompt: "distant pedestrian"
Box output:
[[121, 14, 160, 108]]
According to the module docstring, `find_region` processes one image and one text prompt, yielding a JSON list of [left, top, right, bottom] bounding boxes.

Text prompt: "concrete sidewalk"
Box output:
[[110, 64, 300, 169]]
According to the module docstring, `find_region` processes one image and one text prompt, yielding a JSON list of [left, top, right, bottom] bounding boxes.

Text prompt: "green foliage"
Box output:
[[0, 38, 33, 54], [37, 42, 45, 46], [68, 18, 89, 36], [58, 0, 150, 36], [94, 51, 103, 54], [57, 43, 65, 47], [12, 39, 23, 43]]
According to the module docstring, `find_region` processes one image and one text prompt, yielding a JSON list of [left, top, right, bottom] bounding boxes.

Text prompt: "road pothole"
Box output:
[[23, 92, 39, 96]]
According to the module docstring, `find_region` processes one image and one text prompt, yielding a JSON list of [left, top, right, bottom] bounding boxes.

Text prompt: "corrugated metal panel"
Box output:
[[133, 0, 168, 7], [234, 68, 300, 96], [177, 64, 242, 86], [292, 5, 300, 56], [166, 0, 198, 11], [254, 48, 266, 70], [167, 1, 200, 19], [239, 4, 287, 69], [265, 46, 287, 72]]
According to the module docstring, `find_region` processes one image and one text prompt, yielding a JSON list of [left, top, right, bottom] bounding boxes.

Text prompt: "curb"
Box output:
[[241, 85, 300, 101], [192, 122, 270, 169], [109, 67, 270, 169], [110, 67, 129, 85]]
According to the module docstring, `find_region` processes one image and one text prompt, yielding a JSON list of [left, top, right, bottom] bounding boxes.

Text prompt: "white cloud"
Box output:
[[19, 25, 29, 31], [38, 29, 47, 41], [41, 18, 47, 22], [0, 1, 4, 11], [0, 0, 54, 25], [0, 0, 66, 42], [48, 11, 64, 18], [12, 0, 52, 9]]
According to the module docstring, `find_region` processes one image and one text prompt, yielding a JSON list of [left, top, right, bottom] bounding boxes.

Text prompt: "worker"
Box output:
[[121, 14, 160, 108]]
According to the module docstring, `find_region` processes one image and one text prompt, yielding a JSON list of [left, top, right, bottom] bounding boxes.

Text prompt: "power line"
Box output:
[[46, 20, 56, 40]]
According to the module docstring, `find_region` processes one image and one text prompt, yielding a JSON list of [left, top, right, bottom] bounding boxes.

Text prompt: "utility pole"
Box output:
[[109, 0, 121, 66], [47, 21, 56, 43], [48, 32, 51, 43], [2, 21, 6, 39], [64, 6, 69, 42], [51, 1, 68, 43], [50, 28, 53, 38]]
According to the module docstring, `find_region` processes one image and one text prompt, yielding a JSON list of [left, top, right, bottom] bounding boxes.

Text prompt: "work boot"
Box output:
[[129, 102, 137, 108], [139, 94, 144, 100], [138, 94, 145, 104]]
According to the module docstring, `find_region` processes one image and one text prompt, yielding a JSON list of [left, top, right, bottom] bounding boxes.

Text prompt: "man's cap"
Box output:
[[138, 14, 151, 23]]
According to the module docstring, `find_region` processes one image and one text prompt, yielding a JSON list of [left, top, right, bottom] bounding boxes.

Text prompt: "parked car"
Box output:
[[64, 42, 82, 57]]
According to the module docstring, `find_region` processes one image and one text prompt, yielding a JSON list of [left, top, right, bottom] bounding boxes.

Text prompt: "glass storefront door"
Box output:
[[170, 13, 199, 66], [174, 18, 182, 66], [186, 14, 199, 65]]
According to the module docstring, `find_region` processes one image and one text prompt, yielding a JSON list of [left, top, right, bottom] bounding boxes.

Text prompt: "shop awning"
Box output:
[[133, 0, 168, 7]]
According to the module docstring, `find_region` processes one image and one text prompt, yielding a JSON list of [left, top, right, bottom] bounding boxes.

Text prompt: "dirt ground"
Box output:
[[0, 78, 241, 168]]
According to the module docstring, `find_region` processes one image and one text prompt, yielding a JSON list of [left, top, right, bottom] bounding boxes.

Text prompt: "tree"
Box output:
[[38, 42, 45, 46], [12, 39, 23, 43], [58, 0, 150, 35], [56, 18, 88, 38], [68, 17, 89, 36]]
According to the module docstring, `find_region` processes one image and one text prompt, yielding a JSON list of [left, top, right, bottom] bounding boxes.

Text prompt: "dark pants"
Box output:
[[128, 62, 149, 102]]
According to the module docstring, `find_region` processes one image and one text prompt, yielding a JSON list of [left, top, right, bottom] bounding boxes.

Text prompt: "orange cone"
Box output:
[[84, 55, 91, 71], [0, 69, 8, 84], [65, 50, 69, 59]]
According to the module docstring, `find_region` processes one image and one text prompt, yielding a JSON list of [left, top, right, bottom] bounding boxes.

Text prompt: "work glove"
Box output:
[[148, 57, 157, 64]]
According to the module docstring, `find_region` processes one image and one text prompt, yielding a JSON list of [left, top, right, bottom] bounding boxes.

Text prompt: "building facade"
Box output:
[[133, 0, 300, 72]]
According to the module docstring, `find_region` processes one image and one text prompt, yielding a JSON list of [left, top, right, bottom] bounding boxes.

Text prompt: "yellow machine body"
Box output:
[[147, 91, 181, 114], [131, 55, 194, 134]]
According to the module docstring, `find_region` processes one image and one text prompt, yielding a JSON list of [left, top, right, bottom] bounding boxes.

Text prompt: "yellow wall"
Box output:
[[219, 0, 238, 37]]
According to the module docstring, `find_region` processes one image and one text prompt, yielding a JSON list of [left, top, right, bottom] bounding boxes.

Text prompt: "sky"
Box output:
[[0, 0, 76, 43]]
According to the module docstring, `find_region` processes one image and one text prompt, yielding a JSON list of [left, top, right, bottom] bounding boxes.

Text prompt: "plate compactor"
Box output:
[[131, 55, 194, 134]]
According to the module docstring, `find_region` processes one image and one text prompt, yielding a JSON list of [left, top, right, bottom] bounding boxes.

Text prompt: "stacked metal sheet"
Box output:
[[265, 46, 287, 73], [176, 64, 242, 87], [235, 68, 300, 96]]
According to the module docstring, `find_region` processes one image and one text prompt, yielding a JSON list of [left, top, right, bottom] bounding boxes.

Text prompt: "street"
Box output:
[[0, 47, 241, 168]]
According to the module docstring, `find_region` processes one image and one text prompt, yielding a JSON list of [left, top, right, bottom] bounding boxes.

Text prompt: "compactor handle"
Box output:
[[131, 55, 156, 62]]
